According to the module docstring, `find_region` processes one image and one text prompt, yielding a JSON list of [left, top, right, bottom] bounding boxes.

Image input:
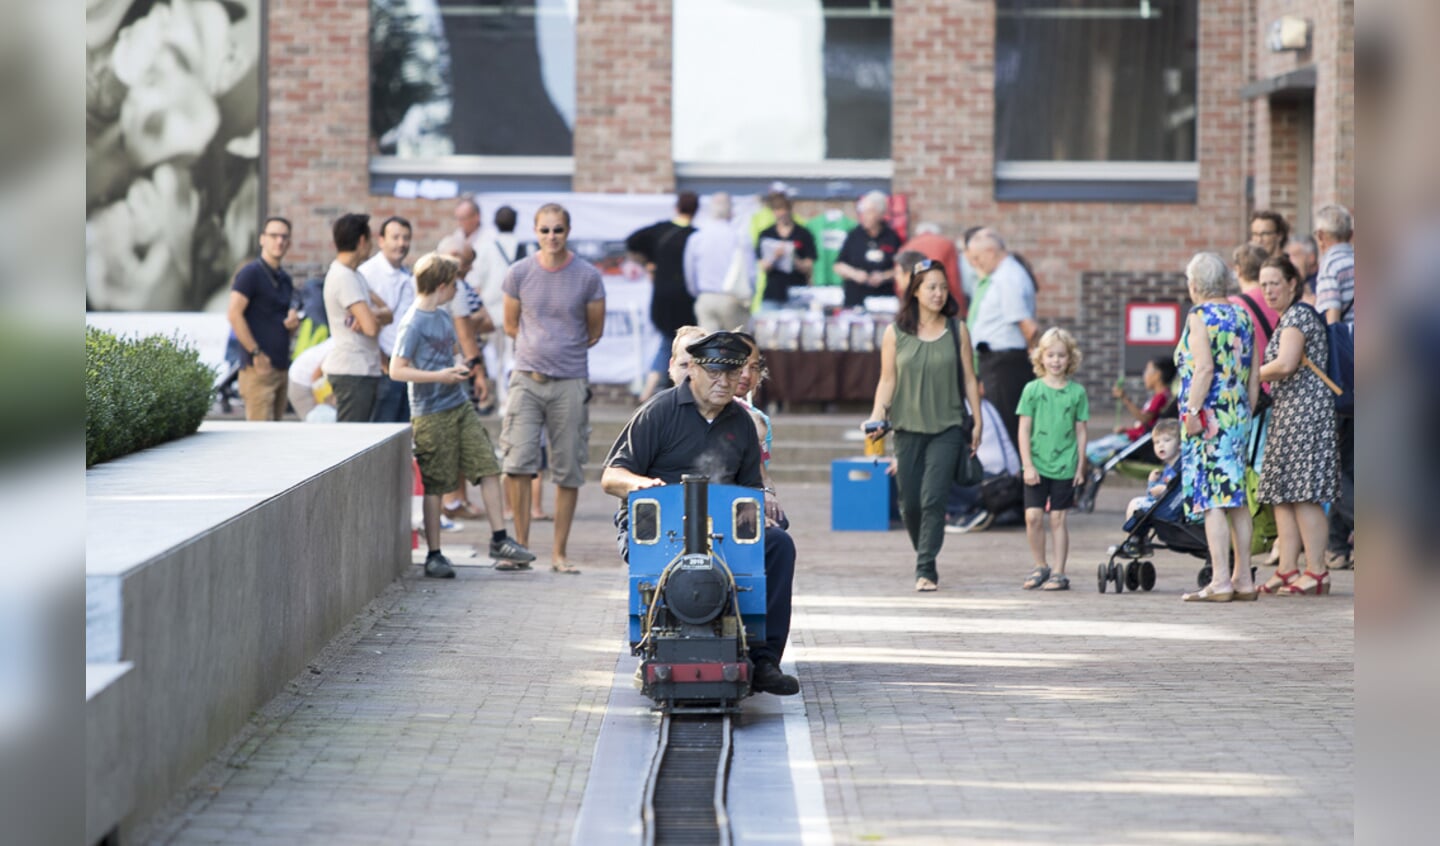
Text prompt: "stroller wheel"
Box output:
[[1197, 565, 1213, 589], [1097, 562, 1108, 593], [1125, 561, 1142, 592], [1109, 561, 1124, 593], [1140, 560, 1157, 591]]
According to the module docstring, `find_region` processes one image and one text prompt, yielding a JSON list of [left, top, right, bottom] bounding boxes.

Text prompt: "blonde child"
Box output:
[[1018, 328, 1089, 591], [1125, 419, 1182, 521]]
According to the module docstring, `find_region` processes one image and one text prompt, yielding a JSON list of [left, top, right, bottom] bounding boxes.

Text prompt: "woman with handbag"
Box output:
[[1256, 255, 1340, 595], [863, 258, 982, 592]]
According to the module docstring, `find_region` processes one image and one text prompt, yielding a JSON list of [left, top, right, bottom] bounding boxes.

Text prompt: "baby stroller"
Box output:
[[1098, 474, 1260, 593], [1097, 475, 1216, 593], [1074, 396, 1179, 513]]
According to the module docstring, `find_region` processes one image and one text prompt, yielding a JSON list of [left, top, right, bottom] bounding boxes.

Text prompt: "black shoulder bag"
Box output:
[[949, 318, 985, 486]]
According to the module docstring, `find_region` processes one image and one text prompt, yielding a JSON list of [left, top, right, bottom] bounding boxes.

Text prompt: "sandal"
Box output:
[[1258, 569, 1300, 594], [1278, 569, 1330, 596], [915, 577, 937, 592], [494, 560, 532, 572], [1040, 574, 1070, 591], [1022, 566, 1051, 590], [551, 561, 582, 574], [530, 513, 554, 522], [1182, 584, 1233, 602]]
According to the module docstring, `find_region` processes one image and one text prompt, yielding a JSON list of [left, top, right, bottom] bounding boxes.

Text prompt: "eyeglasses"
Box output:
[[698, 365, 741, 382], [262, 232, 291, 240], [1250, 229, 1278, 238], [538, 227, 567, 235]]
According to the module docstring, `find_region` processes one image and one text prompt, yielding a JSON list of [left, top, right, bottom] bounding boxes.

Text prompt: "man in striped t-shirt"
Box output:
[[499, 203, 606, 573]]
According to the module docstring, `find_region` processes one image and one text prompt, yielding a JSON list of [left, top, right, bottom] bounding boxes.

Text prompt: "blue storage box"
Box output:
[[831, 458, 894, 531]]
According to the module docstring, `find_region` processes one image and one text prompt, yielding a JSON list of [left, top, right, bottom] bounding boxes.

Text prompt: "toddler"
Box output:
[[1125, 419, 1182, 522]]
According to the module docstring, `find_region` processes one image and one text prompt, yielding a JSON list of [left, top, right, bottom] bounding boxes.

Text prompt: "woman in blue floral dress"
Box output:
[[1174, 252, 1261, 601]]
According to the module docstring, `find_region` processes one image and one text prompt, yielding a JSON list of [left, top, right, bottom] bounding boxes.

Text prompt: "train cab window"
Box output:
[[732, 499, 760, 544], [633, 500, 660, 544]]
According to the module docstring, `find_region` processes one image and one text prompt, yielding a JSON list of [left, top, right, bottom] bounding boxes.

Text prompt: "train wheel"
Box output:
[[1140, 561, 1157, 591], [1125, 561, 1142, 592], [1097, 562, 1108, 593]]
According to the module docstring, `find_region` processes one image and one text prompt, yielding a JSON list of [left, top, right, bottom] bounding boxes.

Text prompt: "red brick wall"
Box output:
[[1251, 0, 1355, 222], [892, 0, 1249, 341], [267, 0, 456, 276], [573, 0, 675, 193]]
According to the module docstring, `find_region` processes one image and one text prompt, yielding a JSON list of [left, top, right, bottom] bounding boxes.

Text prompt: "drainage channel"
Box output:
[[642, 715, 733, 846]]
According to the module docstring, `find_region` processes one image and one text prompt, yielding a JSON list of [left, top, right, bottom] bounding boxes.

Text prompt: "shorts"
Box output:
[[412, 403, 502, 495], [499, 374, 589, 488], [1023, 475, 1075, 511]]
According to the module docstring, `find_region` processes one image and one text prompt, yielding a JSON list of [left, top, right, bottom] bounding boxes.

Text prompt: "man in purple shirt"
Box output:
[[499, 203, 606, 573]]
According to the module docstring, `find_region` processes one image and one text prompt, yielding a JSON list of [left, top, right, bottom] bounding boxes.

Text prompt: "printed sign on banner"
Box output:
[[1123, 302, 1182, 374]]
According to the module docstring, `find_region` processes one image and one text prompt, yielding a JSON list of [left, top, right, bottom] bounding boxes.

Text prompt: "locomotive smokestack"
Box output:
[[681, 474, 709, 554]]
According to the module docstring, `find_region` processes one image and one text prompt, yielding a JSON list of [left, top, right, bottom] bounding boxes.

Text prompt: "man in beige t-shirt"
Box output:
[[321, 213, 393, 422]]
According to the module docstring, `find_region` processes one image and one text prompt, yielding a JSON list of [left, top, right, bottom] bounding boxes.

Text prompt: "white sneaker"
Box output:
[[440, 515, 463, 532]]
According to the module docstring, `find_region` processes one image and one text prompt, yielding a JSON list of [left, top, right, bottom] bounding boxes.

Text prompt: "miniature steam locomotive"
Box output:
[[626, 475, 767, 712]]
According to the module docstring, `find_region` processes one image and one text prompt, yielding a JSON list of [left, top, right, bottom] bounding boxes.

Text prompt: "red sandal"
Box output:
[[1258, 569, 1300, 594], [1279, 570, 1331, 596]]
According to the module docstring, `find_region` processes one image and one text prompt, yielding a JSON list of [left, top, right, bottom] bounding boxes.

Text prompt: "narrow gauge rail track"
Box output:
[[642, 713, 734, 845]]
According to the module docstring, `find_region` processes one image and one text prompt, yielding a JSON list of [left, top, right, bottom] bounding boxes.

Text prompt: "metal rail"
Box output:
[[642, 714, 733, 846]]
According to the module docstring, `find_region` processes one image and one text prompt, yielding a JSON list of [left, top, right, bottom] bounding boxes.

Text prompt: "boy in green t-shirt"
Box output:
[[1016, 328, 1089, 591]]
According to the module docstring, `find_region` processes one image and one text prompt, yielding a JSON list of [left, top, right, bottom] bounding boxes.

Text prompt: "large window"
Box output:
[[994, 0, 1198, 200], [370, 0, 575, 161], [672, 0, 892, 167]]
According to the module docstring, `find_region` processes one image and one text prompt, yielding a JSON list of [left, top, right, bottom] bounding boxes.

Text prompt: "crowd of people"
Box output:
[[857, 204, 1355, 601], [222, 190, 1355, 694]]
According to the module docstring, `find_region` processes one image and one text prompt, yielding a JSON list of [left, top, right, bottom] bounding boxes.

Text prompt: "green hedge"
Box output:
[[86, 328, 215, 467]]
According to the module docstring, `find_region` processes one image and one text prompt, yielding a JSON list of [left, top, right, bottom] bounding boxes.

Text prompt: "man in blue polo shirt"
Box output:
[[227, 216, 299, 420], [601, 331, 800, 697]]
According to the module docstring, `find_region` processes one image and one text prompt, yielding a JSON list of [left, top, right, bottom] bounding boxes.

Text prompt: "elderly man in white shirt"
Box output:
[[359, 215, 415, 422]]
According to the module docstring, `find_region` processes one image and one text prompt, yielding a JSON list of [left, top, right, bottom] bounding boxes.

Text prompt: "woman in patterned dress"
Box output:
[[1175, 252, 1261, 601], [1256, 256, 1340, 595]]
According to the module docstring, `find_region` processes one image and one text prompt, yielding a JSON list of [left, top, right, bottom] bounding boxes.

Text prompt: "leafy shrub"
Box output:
[[86, 328, 215, 467]]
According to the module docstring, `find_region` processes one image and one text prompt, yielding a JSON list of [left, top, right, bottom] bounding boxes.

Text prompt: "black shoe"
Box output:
[[424, 553, 456, 579], [752, 660, 799, 696]]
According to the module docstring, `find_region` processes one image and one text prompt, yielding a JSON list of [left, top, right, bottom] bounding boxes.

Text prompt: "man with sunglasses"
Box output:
[[499, 203, 606, 573], [601, 331, 800, 696]]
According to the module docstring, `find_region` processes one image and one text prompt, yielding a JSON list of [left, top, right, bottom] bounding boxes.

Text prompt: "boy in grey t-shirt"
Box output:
[[391, 253, 534, 578]]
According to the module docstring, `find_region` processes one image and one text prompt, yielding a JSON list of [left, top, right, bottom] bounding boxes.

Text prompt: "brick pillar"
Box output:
[[265, 0, 371, 268], [892, 1, 997, 232], [573, 0, 675, 193], [1311, 0, 1354, 210]]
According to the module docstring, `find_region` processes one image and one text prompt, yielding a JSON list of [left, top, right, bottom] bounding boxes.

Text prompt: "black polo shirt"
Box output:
[[604, 379, 763, 489], [836, 223, 901, 309], [231, 258, 295, 366]]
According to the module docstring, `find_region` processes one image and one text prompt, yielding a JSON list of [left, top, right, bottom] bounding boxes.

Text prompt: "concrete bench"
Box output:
[[85, 421, 411, 844]]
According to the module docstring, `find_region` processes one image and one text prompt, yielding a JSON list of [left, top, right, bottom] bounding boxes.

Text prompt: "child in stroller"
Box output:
[[1097, 420, 1255, 594], [1074, 388, 1180, 513]]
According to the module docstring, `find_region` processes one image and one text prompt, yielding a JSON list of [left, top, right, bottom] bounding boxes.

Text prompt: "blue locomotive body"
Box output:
[[626, 478, 767, 711]]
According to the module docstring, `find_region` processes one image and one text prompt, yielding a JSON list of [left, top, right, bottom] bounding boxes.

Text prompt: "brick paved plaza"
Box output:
[[140, 476, 1352, 845]]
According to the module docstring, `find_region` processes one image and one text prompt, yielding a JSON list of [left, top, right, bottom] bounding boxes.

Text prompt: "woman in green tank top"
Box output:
[[863, 258, 982, 591]]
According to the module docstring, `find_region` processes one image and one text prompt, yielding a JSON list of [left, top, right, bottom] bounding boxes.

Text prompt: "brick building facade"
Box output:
[[264, 0, 1354, 398]]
